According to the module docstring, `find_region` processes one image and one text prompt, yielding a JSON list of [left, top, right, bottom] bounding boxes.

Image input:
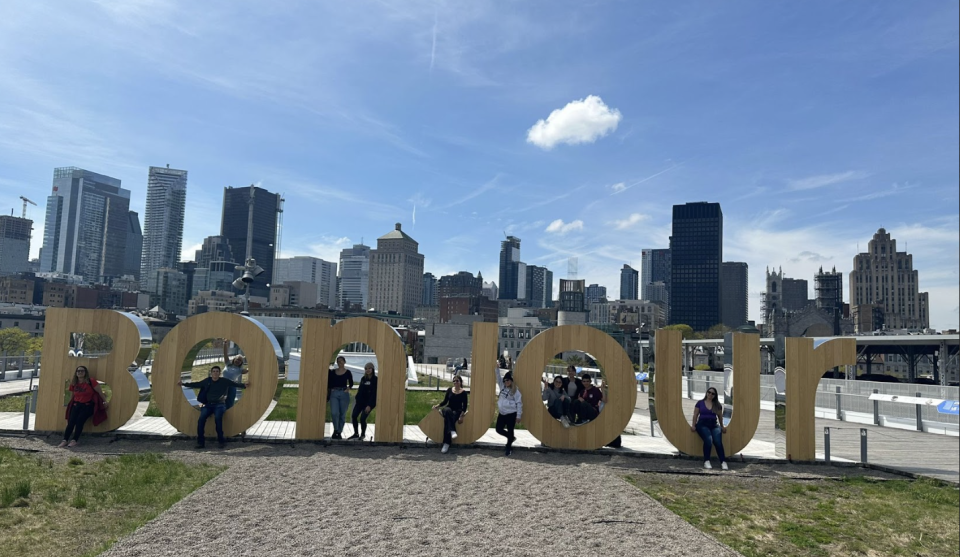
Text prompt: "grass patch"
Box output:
[[0, 394, 29, 413], [0, 447, 223, 557], [626, 473, 960, 557], [416, 372, 453, 388]]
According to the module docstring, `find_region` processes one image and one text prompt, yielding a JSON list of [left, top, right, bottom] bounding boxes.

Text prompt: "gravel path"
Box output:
[[1, 435, 901, 557]]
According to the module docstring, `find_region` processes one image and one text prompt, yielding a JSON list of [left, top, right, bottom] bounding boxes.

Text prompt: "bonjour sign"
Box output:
[[35, 309, 855, 461]]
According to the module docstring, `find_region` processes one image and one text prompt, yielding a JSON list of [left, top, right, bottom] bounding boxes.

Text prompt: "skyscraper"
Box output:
[[422, 272, 438, 306], [40, 167, 131, 282], [585, 283, 607, 304], [274, 256, 338, 309], [525, 265, 553, 309], [123, 211, 142, 280], [220, 185, 281, 298], [850, 228, 930, 331], [620, 264, 639, 300], [670, 202, 722, 331], [721, 261, 748, 329], [194, 235, 236, 269], [368, 223, 424, 316], [140, 165, 187, 289], [0, 216, 32, 275], [338, 243, 370, 310], [498, 236, 523, 300], [641, 248, 671, 300]]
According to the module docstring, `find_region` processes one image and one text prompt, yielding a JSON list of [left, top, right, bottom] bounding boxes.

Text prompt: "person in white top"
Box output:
[[494, 368, 522, 456]]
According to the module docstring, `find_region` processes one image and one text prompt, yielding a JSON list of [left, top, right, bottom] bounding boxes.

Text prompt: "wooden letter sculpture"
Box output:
[[657, 330, 761, 457], [152, 312, 281, 438], [517, 325, 637, 450], [785, 337, 856, 461], [36, 309, 152, 432], [418, 322, 498, 444], [296, 317, 406, 442]]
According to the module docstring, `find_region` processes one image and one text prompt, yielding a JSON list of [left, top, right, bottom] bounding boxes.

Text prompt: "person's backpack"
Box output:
[[196, 386, 208, 405]]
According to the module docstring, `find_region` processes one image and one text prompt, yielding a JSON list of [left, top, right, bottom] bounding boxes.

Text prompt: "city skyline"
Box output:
[[0, 2, 957, 329]]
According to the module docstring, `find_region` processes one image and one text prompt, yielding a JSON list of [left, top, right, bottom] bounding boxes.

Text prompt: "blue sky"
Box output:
[[1, 1, 957, 330]]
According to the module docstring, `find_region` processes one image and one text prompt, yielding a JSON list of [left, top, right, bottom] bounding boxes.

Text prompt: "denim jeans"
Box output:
[[695, 420, 726, 462], [495, 412, 517, 448], [547, 398, 570, 421], [63, 402, 95, 441], [198, 403, 227, 445], [330, 389, 350, 435], [226, 386, 238, 410]]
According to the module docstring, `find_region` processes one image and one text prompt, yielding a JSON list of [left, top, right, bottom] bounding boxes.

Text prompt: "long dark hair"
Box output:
[[702, 388, 722, 414], [70, 366, 91, 386]]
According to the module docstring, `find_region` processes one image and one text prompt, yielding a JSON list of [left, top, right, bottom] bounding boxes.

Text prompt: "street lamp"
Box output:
[[232, 257, 264, 315]]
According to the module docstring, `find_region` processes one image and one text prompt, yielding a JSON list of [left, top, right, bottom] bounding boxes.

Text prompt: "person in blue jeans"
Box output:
[[179, 366, 248, 449], [691, 387, 728, 470], [328, 356, 354, 439]]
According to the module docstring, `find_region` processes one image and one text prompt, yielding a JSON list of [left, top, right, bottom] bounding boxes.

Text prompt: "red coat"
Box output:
[[64, 381, 108, 426]]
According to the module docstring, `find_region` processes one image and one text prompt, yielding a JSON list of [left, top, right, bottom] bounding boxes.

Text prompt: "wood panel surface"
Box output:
[[518, 325, 636, 450], [656, 331, 761, 458], [785, 337, 856, 461], [36, 309, 152, 432], [296, 317, 407, 442], [152, 312, 280, 438], [418, 322, 498, 444]]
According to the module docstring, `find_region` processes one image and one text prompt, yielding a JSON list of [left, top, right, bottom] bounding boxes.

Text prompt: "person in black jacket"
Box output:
[[432, 375, 468, 454], [179, 366, 248, 449], [348, 362, 378, 439]]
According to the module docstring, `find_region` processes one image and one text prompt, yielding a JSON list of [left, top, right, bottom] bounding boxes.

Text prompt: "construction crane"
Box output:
[[19, 196, 37, 219]]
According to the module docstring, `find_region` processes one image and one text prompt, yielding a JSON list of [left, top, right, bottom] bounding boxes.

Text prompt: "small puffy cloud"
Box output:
[[787, 170, 868, 191], [610, 182, 627, 193], [545, 219, 584, 234], [612, 213, 648, 230], [789, 250, 833, 263], [527, 95, 622, 150]]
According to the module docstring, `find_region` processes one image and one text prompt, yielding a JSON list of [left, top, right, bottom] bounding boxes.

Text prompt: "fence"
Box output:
[[685, 371, 959, 433]]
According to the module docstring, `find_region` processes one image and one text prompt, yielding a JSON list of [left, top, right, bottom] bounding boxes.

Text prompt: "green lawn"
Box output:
[[266, 385, 446, 425], [0, 447, 223, 557], [628, 473, 959, 557], [0, 394, 28, 413]]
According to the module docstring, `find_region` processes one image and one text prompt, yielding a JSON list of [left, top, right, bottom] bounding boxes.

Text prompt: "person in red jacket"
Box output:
[[59, 366, 107, 448]]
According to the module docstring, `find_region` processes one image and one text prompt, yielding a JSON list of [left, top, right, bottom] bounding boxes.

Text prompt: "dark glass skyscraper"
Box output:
[[670, 202, 722, 332], [721, 261, 748, 329], [221, 185, 281, 298], [620, 264, 639, 300], [498, 236, 522, 300], [39, 167, 131, 282]]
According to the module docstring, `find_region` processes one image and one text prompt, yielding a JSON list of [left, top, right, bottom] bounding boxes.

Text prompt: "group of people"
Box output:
[[540, 365, 607, 428], [58, 351, 729, 470]]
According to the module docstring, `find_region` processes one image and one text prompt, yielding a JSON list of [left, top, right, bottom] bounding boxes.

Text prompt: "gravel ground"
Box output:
[[1, 435, 902, 557]]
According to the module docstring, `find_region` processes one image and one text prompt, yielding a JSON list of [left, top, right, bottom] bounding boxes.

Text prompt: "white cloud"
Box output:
[[610, 182, 626, 193], [290, 235, 352, 263], [526, 95, 622, 150], [612, 213, 648, 230], [545, 219, 584, 235], [787, 170, 868, 191]]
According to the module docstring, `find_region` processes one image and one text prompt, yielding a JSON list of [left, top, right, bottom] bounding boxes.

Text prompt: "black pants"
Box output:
[[63, 402, 94, 441], [495, 412, 517, 448], [571, 400, 598, 424], [351, 401, 375, 436], [440, 407, 461, 445]]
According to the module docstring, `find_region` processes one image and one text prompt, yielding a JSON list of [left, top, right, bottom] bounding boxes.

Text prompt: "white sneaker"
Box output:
[[441, 443, 450, 454], [721, 462, 729, 470], [561, 416, 571, 429], [703, 461, 713, 469], [451, 431, 458, 440]]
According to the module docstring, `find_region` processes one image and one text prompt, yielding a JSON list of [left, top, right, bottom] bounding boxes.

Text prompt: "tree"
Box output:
[[81, 333, 114, 353], [662, 324, 695, 339], [0, 328, 31, 355], [703, 324, 733, 339]]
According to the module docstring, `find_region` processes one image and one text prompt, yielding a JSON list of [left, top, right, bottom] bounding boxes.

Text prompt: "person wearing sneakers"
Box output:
[[541, 375, 572, 428], [432, 375, 468, 454], [570, 373, 604, 425], [495, 368, 522, 456], [179, 366, 249, 449], [59, 366, 108, 448], [691, 387, 728, 470], [348, 362, 378, 440]]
